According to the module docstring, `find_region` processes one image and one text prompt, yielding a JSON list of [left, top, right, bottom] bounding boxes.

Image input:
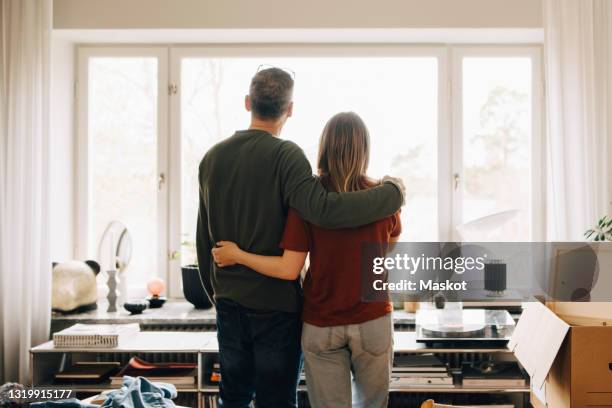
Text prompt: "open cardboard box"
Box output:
[[546, 302, 612, 325], [509, 302, 612, 407]]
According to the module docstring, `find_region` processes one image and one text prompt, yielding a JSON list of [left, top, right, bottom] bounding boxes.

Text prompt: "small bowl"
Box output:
[[124, 300, 148, 314], [146, 296, 167, 309]]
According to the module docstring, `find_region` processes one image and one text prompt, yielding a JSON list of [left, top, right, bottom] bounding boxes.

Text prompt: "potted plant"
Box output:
[[181, 239, 213, 309], [584, 215, 612, 242]]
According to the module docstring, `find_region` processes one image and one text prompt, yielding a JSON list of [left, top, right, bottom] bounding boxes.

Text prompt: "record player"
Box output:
[[415, 308, 515, 345]]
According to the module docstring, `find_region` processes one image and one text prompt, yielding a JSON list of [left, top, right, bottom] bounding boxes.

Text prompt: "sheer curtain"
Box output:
[[0, 0, 52, 384], [543, 0, 612, 240]]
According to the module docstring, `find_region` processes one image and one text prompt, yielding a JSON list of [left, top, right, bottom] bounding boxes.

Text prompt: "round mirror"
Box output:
[[98, 221, 132, 274]]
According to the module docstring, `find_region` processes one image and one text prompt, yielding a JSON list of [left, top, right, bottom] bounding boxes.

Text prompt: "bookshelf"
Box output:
[[31, 330, 529, 408], [31, 332, 213, 408]]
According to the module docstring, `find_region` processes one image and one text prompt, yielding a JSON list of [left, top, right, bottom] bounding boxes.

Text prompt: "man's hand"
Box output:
[[212, 241, 243, 267], [381, 175, 406, 204]]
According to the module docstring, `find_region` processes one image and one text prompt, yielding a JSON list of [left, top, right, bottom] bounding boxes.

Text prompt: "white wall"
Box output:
[[49, 36, 75, 261], [53, 0, 543, 29]]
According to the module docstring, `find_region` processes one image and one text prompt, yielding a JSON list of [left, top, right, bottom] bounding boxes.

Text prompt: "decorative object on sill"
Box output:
[[52, 260, 101, 314], [181, 264, 213, 309], [146, 295, 166, 309], [584, 215, 612, 241], [433, 293, 446, 309], [484, 260, 507, 297], [403, 301, 420, 313], [392, 300, 405, 310], [124, 300, 149, 315], [146, 278, 167, 308], [98, 221, 133, 308], [147, 278, 166, 296], [107, 270, 118, 313]]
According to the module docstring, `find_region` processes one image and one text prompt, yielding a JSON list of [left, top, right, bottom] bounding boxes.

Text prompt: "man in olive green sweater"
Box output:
[[196, 67, 404, 408]]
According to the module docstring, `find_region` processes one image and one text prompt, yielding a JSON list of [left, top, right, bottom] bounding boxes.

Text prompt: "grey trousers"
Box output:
[[301, 313, 393, 408]]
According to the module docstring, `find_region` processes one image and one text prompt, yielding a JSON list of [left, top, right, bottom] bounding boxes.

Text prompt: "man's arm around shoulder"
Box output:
[[279, 141, 405, 229]]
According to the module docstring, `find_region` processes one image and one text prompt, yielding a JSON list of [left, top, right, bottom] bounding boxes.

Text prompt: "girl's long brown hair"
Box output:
[[317, 112, 377, 193]]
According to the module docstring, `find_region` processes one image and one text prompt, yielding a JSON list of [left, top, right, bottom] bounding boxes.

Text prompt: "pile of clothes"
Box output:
[[31, 377, 178, 408]]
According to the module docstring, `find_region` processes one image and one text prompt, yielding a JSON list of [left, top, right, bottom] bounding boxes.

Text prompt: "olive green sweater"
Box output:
[[196, 129, 403, 312]]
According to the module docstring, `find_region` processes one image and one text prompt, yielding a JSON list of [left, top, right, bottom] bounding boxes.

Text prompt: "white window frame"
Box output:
[[76, 44, 543, 299], [450, 46, 544, 241], [167, 45, 451, 297], [76, 46, 170, 289]]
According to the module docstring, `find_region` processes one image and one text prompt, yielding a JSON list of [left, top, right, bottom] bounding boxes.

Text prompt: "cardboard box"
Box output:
[[547, 302, 612, 325], [509, 302, 612, 407]]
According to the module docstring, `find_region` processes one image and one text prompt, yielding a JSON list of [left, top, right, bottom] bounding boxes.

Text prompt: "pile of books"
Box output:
[[54, 362, 121, 383], [54, 357, 197, 387], [391, 354, 453, 387], [110, 357, 198, 386], [53, 323, 140, 348], [461, 362, 526, 387]]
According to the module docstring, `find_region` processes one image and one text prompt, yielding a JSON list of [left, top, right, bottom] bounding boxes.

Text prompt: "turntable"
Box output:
[[416, 308, 515, 345]]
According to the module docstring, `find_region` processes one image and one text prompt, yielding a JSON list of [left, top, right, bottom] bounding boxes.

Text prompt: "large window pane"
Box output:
[[180, 57, 439, 265], [89, 58, 158, 293], [461, 57, 532, 241]]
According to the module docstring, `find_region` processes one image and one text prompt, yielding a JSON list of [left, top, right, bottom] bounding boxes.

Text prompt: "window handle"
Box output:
[[454, 173, 460, 190], [158, 173, 166, 191]]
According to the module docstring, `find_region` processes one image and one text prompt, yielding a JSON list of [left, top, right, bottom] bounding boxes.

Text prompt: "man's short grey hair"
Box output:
[[249, 68, 294, 120]]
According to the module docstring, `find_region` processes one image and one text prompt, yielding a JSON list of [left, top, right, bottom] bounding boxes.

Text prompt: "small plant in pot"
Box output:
[[584, 215, 612, 242], [181, 239, 213, 309]]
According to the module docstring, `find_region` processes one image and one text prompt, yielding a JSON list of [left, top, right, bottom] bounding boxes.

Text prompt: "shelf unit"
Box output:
[[30, 332, 214, 408], [31, 331, 529, 408]]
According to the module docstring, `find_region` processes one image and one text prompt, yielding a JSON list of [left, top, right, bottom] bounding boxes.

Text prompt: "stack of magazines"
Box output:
[[461, 362, 526, 387], [53, 323, 140, 348], [54, 362, 121, 383], [110, 357, 198, 386], [390, 354, 453, 387]]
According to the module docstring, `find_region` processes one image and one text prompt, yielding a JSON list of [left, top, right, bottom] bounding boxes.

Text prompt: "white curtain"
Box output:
[[543, 0, 612, 240], [0, 0, 52, 384]]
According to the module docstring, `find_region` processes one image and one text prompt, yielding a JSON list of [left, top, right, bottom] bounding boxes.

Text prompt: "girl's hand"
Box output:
[[212, 241, 243, 267]]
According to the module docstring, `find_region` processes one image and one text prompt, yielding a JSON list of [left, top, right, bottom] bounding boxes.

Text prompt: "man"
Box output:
[[196, 67, 404, 408]]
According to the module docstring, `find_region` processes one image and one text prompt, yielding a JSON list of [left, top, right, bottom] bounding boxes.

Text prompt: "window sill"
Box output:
[[51, 301, 522, 337], [51, 299, 217, 334]]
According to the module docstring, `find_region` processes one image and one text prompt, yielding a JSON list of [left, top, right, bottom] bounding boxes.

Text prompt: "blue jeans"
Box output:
[[216, 298, 302, 408]]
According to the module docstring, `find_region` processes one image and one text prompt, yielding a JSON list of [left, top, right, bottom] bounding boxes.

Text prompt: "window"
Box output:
[[77, 48, 168, 298], [452, 48, 542, 242], [178, 56, 439, 269], [77, 45, 542, 297]]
